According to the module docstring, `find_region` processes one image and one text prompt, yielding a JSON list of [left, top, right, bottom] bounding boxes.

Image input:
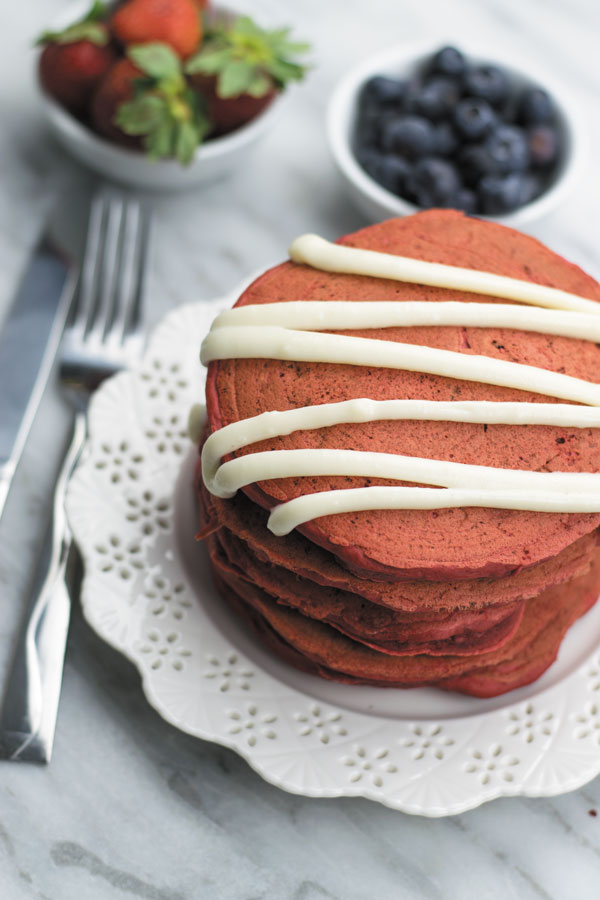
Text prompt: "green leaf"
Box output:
[[36, 1, 108, 45], [277, 40, 312, 55], [185, 48, 233, 75], [232, 16, 263, 39], [267, 59, 306, 85], [175, 120, 199, 165], [185, 13, 311, 90], [246, 73, 272, 98], [132, 75, 156, 97], [115, 96, 166, 135], [128, 43, 182, 81], [144, 119, 175, 160], [217, 59, 256, 97], [185, 88, 211, 137], [267, 27, 292, 43], [84, 0, 108, 23], [37, 21, 108, 46]]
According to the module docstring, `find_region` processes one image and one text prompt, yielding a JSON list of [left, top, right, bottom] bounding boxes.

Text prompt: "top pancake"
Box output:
[[205, 210, 600, 580]]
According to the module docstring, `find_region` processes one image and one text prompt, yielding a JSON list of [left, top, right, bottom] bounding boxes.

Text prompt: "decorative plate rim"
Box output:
[[66, 292, 600, 817]]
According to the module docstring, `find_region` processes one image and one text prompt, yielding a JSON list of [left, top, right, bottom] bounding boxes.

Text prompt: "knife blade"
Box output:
[[0, 232, 76, 522]]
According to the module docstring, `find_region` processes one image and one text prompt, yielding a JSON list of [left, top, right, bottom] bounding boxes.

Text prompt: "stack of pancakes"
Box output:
[[197, 210, 600, 697]]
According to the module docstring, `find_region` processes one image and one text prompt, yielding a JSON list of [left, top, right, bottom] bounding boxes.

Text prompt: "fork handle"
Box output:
[[0, 413, 87, 762]]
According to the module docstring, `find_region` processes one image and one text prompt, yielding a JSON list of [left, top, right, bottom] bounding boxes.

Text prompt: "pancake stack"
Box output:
[[196, 210, 600, 697]]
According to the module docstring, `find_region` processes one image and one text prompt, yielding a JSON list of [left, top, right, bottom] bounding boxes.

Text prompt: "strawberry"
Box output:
[[90, 58, 144, 148], [186, 15, 309, 134], [91, 43, 210, 162], [189, 74, 275, 135], [37, 1, 114, 115], [111, 0, 202, 59]]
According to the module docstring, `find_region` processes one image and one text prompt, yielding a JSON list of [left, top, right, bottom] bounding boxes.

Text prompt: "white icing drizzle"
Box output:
[[211, 301, 600, 342], [268, 487, 600, 537], [187, 403, 207, 445], [201, 400, 600, 498], [210, 447, 600, 499], [201, 325, 600, 406], [202, 399, 600, 496], [289, 234, 600, 314], [201, 233, 600, 533]]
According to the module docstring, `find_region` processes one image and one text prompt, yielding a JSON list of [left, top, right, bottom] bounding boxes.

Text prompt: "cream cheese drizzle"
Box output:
[[201, 399, 600, 497], [200, 233, 600, 534], [211, 301, 600, 342], [289, 234, 600, 314], [201, 326, 600, 406], [210, 448, 600, 499], [268, 487, 600, 537]]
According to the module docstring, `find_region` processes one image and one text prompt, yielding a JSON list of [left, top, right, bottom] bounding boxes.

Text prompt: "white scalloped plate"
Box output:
[[66, 293, 600, 817]]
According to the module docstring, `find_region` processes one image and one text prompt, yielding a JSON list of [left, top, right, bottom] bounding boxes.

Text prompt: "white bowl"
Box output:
[[37, 1, 286, 191], [327, 41, 586, 226]]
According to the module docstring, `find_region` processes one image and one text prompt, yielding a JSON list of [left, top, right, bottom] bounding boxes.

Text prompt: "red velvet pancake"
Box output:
[[210, 554, 600, 697], [205, 210, 600, 580], [209, 532, 525, 656], [199, 210, 600, 698], [196, 466, 597, 614]]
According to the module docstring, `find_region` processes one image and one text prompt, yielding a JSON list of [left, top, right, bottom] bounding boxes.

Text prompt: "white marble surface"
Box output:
[[1, 0, 600, 897]]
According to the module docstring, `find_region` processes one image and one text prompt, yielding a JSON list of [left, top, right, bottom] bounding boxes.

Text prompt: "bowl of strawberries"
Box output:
[[37, 0, 309, 190]]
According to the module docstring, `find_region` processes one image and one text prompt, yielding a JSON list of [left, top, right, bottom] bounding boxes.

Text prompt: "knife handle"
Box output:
[[0, 413, 86, 762]]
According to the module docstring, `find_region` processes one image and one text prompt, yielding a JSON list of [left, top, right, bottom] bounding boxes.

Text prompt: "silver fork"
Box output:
[[0, 191, 152, 763]]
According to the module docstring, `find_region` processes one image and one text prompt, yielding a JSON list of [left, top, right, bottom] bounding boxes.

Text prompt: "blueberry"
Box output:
[[517, 87, 555, 125], [453, 187, 478, 213], [405, 157, 460, 207], [361, 75, 406, 109], [463, 65, 509, 106], [356, 148, 411, 194], [454, 98, 496, 139], [379, 115, 436, 158], [433, 120, 459, 156], [354, 105, 382, 149], [458, 143, 499, 186], [484, 125, 529, 173], [400, 78, 425, 114], [429, 46, 467, 78], [478, 172, 536, 214], [528, 125, 561, 168], [414, 77, 460, 120]]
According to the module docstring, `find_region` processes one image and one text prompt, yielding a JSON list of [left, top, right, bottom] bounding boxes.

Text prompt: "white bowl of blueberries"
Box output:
[[327, 42, 585, 225]]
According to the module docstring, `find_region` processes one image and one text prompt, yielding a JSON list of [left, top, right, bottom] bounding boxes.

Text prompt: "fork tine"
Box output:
[[69, 193, 107, 336], [123, 203, 153, 342], [110, 198, 143, 345], [90, 194, 126, 342]]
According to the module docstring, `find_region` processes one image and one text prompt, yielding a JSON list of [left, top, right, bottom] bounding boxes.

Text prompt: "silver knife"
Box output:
[[0, 233, 76, 521], [0, 228, 76, 762]]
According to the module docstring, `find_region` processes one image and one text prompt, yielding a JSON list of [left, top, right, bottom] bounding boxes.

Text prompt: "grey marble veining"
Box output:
[[2, 1, 600, 897]]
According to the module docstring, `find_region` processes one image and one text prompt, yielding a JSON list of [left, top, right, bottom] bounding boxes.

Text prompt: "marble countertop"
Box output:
[[2, 0, 600, 897]]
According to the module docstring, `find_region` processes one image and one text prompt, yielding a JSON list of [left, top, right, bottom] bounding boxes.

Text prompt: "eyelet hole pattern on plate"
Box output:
[[144, 412, 189, 458], [93, 441, 144, 485], [203, 654, 255, 692], [227, 704, 277, 746], [463, 744, 520, 785], [137, 628, 192, 672], [94, 534, 145, 581], [574, 702, 600, 742], [125, 490, 172, 536], [505, 702, 555, 743], [340, 746, 398, 787], [399, 723, 455, 761], [139, 358, 190, 406], [294, 705, 347, 744]]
